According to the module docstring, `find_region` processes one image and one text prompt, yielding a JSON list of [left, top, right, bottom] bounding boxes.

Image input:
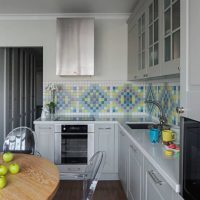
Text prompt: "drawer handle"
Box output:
[[98, 127, 111, 130], [39, 127, 52, 130], [68, 167, 81, 172], [148, 170, 163, 185]]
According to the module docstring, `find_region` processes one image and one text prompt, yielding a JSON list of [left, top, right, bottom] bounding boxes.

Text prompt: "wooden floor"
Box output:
[[54, 180, 127, 200]]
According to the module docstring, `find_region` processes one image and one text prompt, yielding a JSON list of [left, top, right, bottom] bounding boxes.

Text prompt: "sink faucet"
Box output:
[[144, 100, 168, 129]]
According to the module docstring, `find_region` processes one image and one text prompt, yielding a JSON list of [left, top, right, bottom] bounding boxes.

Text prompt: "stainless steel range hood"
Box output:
[[56, 18, 94, 76]]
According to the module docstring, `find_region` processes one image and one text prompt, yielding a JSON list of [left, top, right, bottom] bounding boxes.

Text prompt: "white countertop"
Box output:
[[34, 114, 180, 192]]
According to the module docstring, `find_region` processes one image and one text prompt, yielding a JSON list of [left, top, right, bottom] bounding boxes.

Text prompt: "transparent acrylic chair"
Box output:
[[82, 151, 106, 200], [3, 127, 38, 155], [65, 151, 105, 200]]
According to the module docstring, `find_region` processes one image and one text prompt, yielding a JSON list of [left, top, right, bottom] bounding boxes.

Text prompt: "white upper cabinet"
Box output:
[[180, 0, 200, 121], [56, 18, 94, 76], [128, 0, 180, 80]]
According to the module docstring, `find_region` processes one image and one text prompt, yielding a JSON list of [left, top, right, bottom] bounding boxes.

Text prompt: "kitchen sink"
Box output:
[[126, 123, 157, 130]]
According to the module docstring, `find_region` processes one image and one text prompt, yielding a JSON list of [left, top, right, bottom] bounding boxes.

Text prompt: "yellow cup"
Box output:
[[162, 130, 175, 142]]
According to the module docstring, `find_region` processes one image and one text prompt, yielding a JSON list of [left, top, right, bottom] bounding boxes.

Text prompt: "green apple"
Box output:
[[0, 165, 8, 176], [0, 176, 7, 189], [3, 152, 14, 163], [9, 163, 20, 174]]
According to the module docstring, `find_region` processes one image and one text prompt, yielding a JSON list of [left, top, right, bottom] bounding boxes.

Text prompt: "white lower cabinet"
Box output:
[[118, 129, 129, 195], [118, 129, 183, 200], [35, 124, 55, 162], [128, 143, 143, 200], [95, 124, 117, 174]]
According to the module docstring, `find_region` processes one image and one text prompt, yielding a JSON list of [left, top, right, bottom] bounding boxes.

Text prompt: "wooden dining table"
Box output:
[[0, 153, 60, 200]]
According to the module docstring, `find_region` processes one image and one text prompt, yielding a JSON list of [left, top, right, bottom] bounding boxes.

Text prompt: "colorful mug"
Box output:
[[149, 128, 160, 143], [162, 130, 175, 143]]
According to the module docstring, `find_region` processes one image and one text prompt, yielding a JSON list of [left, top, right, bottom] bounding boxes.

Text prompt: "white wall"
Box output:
[[0, 17, 128, 81]]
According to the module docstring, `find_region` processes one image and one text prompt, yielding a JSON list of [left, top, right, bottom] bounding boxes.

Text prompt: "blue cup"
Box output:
[[149, 128, 160, 143]]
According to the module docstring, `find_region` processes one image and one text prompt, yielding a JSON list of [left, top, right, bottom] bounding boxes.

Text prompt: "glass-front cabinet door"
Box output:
[[127, 0, 181, 80], [147, 0, 161, 77], [162, 0, 180, 75], [138, 13, 147, 79]]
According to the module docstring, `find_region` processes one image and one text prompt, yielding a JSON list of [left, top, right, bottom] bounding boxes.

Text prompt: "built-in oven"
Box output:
[[54, 124, 94, 176], [180, 117, 200, 200]]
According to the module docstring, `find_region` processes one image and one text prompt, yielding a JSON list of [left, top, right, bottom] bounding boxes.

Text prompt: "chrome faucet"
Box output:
[[145, 100, 168, 129]]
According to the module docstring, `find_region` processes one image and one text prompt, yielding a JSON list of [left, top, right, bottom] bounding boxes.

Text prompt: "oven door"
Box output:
[[55, 133, 94, 165], [181, 117, 200, 200]]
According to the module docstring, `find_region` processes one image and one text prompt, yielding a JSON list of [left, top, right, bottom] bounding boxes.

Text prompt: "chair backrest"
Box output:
[[3, 127, 36, 154], [82, 151, 106, 200]]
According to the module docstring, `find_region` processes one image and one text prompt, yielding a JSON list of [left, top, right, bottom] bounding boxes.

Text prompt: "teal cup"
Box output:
[[149, 128, 160, 143]]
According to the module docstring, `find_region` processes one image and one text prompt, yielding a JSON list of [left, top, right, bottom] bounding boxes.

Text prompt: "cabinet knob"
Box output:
[[176, 107, 184, 114]]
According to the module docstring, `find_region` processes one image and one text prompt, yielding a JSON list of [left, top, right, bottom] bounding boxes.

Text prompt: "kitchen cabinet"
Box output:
[[35, 124, 54, 162], [56, 18, 94, 76], [162, 0, 180, 76], [144, 158, 173, 200], [180, 0, 200, 121], [95, 124, 117, 174], [117, 126, 181, 200], [127, 0, 180, 80], [128, 143, 143, 200], [118, 129, 129, 195], [146, 0, 161, 78]]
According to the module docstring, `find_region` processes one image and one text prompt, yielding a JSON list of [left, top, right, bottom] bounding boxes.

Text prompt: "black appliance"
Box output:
[[180, 117, 200, 200]]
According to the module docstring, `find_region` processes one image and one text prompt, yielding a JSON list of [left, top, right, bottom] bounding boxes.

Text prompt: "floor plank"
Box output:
[[53, 180, 127, 200]]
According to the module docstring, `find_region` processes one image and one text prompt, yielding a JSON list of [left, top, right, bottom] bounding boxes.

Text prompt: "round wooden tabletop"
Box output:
[[0, 153, 60, 200]]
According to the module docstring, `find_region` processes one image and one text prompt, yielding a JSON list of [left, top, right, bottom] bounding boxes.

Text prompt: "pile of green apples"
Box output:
[[0, 152, 20, 189]]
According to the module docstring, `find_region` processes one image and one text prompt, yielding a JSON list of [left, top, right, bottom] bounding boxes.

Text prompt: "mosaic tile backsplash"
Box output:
[[44, 81, 145, 115], [43, 80, 180, 126], [145, 82, 180, 126]]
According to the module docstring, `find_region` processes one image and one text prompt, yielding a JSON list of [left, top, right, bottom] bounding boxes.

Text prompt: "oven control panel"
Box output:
[[55, 124, 94, 133]]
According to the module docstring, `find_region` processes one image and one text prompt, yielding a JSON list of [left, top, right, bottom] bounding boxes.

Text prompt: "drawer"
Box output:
[[144, 159, 173, 200]]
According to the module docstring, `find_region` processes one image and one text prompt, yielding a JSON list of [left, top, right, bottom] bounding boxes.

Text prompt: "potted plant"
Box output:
[[45, 83, 58, 116]]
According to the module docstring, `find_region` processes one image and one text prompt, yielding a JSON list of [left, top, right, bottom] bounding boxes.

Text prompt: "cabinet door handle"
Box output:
[[130, 145, 137, 153], [148, 170, 163, 185], [120, 131, 125, 136]]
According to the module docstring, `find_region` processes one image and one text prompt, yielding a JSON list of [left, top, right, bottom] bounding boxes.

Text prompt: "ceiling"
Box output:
[[0, 0, 138, 14]]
